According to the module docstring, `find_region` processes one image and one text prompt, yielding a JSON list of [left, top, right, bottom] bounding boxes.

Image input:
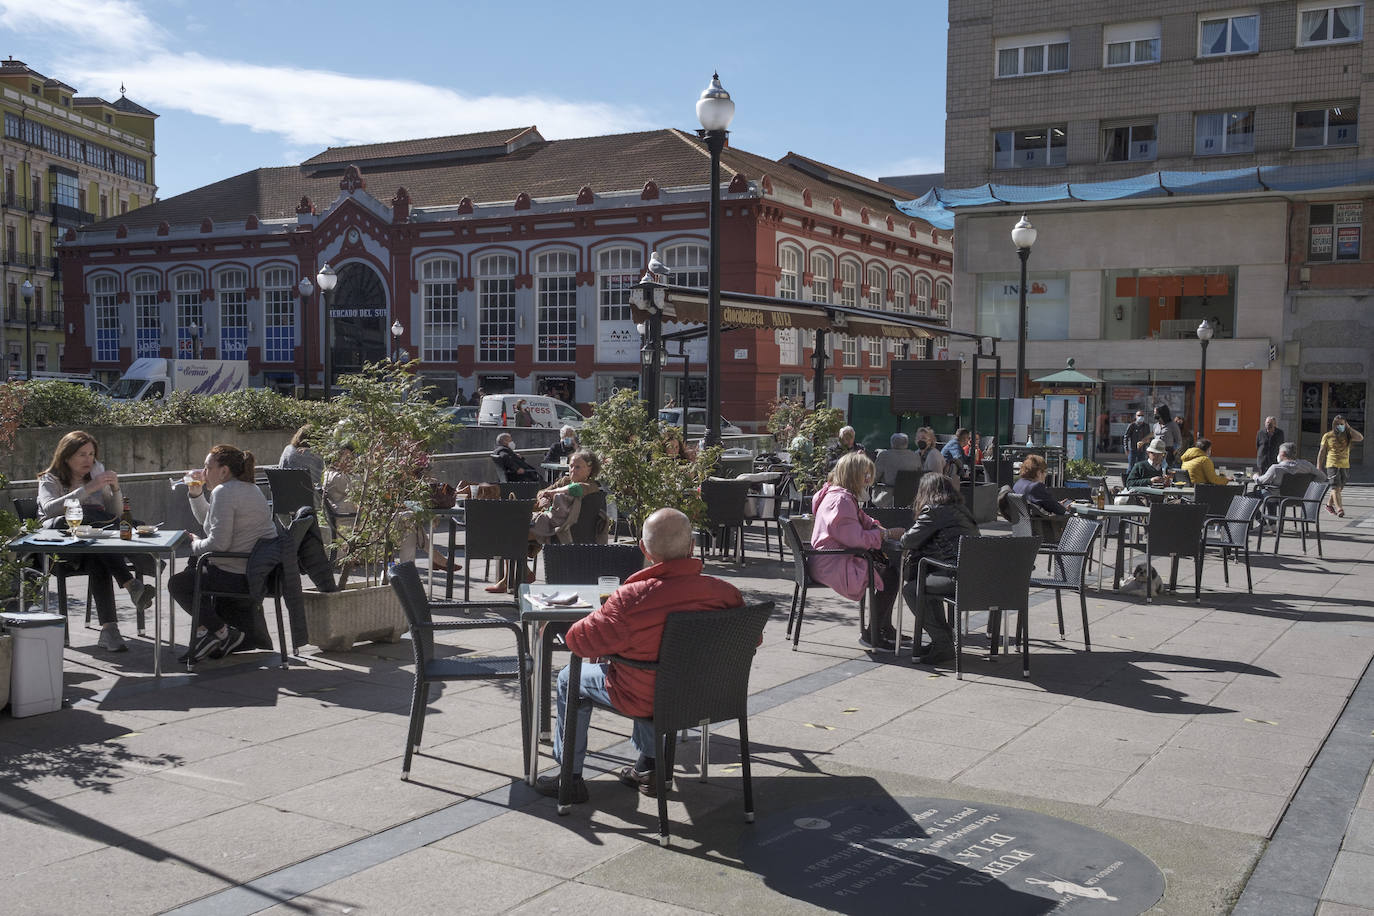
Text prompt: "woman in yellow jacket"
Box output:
[[1180, 439, 1230, 485]]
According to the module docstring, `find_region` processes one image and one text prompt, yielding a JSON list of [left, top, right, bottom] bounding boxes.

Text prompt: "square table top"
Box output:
[[8, 528, 191, 554], [517, 583, 605, 623]]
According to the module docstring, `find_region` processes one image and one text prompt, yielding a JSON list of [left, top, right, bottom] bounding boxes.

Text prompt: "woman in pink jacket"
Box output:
[[810, 452, 906, 650]]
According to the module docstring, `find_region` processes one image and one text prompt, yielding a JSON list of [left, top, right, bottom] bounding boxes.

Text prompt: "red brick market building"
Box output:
[[59, 127, 952, 427]]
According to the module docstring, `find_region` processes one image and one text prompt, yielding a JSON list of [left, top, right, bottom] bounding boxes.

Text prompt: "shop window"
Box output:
[[1308, 202, 1362, 261], [1101, 267, 1238, 340], [977, 272, 1071, 340]]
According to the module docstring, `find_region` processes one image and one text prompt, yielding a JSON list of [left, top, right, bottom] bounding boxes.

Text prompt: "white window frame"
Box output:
[[915, 275, 931, 316], [1294, 104, 1358, 149], [809, 252, 832, 303], [934, 281, 951, 318], [535, 250, 578, 363], [993, 126, 1068, 169], [867, 337, 884, 368], [91, 274, 118, 361], [132, 272, 159, 358], [596, 246, 641, 323], [216, 268, 248, 360], [662, 243, 707, 288], [1195, 109, 1256, 155], [420, 257, 460, 362], [866, 265, 885, 309], [476, 254, 516, 363], [1103, 20, 1161, 67], [776, 328, 799, 365], [839, 260, 859, 308], [841, 336, 859, 367], [777, 245, 801, 299], [1102, 121, 1159, 162], [1297, 3, 1363, 46], [892, 272, 909, 314], [778, 374, 804, 402], [173, 271, 202, 359], [995, 31, 1070, 78], [262, 267, 294, 363], [1198, 11, 1260, 57]]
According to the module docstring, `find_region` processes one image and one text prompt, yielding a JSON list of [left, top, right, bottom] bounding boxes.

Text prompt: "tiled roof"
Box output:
[[84, 128, 934, 233], [71, 96, 110, 107], [111, 96, 156, 117], [301, 127, 540, 167]]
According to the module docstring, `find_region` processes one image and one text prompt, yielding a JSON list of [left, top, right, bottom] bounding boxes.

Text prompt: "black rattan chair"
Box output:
[[563, 489, 610, 545], [699, 478, 752, 562], [781, 515, 873, 650], [1258, 480, 1329, 557], [865, 506, 915, 533], [559, 602, 773, 846], [265, 467, 316, 519], [1204, 494, 1261, 593], [187, 536, 292, 671], [389, 562, 530, 780], [889, 468, 925, 509], [1256, 472, 1316, 554], [461, 498, 536, 599], [1193, 483, 1237, 518], [499, 481, 543, 501], [542, 543, 644, 585], [12, 496, 93, 645], [743, 471, 793, 561], [1114, 503, 1209, 601], [914, 535, 1040, 679], [1029, 516, 1099, 651]]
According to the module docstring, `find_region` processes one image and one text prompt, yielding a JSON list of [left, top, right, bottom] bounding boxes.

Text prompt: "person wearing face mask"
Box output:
[[544, 425, 580, 465], [915, 427, 945, 474], [1318, 415, 1363, 517], [1124, 411, 1151, 469]]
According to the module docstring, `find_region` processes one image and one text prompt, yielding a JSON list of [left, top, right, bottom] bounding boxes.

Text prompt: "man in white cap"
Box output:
[[1125, 437, 1172, 487]]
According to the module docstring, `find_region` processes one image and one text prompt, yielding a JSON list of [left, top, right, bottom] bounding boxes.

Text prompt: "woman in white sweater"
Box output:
[[167, 444, 278, 662], [36, 431, 152, 652]]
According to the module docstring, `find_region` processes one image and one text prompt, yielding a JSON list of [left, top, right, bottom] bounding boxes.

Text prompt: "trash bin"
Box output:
[[1, 612, 64, 717]]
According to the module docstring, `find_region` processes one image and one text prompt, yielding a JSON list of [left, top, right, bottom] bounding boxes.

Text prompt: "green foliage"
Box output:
[[1065, 458, 1107, 479], [8, 380, 108, 428], [318, 361, 447, 586], [767, 399, 845, 496], [577, 389, 720, 533]]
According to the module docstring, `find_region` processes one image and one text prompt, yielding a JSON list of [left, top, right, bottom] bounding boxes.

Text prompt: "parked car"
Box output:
[[13, 373, 110, 396], [657, 408, 743, 437], [439, 405, 478, 426], [477, 394, 587, 428]]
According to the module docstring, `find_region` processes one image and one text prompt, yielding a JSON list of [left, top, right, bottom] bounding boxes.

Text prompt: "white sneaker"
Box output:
[[126, 580, 154, 612], [97, 627, 128, 652]]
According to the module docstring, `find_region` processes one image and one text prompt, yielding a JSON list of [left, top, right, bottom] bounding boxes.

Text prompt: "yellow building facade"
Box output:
[[0, 58, 156, 377]]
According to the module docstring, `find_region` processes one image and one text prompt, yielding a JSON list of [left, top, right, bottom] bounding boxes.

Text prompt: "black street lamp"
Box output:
[[297, 276, 314, 398], [317, 263, 337, 395], [811, 328, 829, 408], [1196, 318, 1213, 441], [21, 279, 34, 379], [391, 318, 404, 363], [696, 72, 734, 448], [1010, 214, 1037, 399], [633, 268, 665, 416]]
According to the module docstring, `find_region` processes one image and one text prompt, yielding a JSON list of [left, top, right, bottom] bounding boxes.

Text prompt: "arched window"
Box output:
[[809, 252, 832, 303], [216, 268, 248, 359], [935, 279, 951, 317], [892, 272, 909, 314], [596, 246, 641, 323], [777, 244, 801, 299], [661, 243, 707, 287], [839, 260, 859, 307], [421, 258, 460, 362], [476, 254, 516, 362], [535, 250, 578, 363], [866, 265, 885, 309], [915, 275, 932, 315], [262, 267, 294, 362], [132, 272, 160, 358], [172, 271, 204, 357], [91, 274, 119, 361]]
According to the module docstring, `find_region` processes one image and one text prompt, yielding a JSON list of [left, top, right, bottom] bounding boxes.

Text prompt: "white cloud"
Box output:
[[72, 52, 651, 146], [0, 0, 164, 51]]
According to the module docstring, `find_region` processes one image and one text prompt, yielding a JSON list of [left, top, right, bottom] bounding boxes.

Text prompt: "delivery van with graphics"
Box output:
[[477, 394, 586, 429], [108, 358, 251, 402]]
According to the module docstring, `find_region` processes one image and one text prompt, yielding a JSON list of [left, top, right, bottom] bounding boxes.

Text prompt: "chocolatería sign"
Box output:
[[741, 797, 1164, 913]]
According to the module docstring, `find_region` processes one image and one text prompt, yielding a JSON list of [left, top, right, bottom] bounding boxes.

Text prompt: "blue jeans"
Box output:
[[554, 662, 655, 775]]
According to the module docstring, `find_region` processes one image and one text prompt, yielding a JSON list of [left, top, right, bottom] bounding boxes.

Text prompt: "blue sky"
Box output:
[[0, 0, 948, 200]]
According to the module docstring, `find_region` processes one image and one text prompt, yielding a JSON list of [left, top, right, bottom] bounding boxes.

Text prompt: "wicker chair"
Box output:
[[1204, 495, 1261, 593], [1029, 517, 1100, 651], [781, 515, 874, 650]]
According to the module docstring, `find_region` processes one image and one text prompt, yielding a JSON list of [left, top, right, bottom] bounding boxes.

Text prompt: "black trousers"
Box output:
[[901, 573, 957, 648], [168, 564, 249, 633], [71, 554, 137, 625], [867, 563, 901, 638]]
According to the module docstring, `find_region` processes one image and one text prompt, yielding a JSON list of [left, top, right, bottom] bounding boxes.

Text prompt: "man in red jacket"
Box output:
[[536, 507, 743, 803]]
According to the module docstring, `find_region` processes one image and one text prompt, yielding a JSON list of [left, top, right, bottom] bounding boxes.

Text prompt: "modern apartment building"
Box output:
[[939, 1, 1370, 464], [0, 58, 156, 378], [58, 128, 951, 426]]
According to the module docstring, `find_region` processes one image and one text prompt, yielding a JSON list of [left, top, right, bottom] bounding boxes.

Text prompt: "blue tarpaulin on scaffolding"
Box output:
[[895, 160, 1374, 230]]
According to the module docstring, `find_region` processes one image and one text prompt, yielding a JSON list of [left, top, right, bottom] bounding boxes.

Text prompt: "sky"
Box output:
[[0, 0, 948, 200]]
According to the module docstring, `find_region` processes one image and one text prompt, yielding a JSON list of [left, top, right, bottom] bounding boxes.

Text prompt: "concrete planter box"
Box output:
[[0, 633, 11, 711], [301, 583, 406, 651]]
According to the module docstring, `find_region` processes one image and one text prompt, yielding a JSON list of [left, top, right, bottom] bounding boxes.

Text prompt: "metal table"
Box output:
[[427, 504, 465, 599], [1067, 504, 1150, 588], [7, 528, 191, 677], [540, 462, 568, 484], [517, 583, 602, 788]]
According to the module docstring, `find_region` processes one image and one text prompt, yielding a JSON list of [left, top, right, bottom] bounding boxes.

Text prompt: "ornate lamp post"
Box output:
[[632, 270, 665, 414], [1196, 318, 1214, 441], [316, 263, 337, 395], [696, 72, 734, 447], [391, 319, 404, 362], [1010, 214, 1037, 399], [21, 279, 34, 378], [297, 276, 314, 398]]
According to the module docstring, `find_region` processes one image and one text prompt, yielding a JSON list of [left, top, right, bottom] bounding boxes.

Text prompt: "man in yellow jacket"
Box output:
[[1180, 438, 1230, 484]]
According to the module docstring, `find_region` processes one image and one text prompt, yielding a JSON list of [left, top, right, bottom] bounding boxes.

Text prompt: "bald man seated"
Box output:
[[536, 507, 743, 804]]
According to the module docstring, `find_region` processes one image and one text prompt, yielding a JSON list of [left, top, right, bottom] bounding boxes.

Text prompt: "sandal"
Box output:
[[1337, 509, 1346, 518], [1326, 503, 1337, 515]]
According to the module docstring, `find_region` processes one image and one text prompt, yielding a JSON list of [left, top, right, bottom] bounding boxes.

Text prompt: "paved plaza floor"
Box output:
[[2, 486, 1373, 914]]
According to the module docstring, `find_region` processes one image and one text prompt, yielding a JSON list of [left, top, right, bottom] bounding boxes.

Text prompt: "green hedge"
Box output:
[[2, 380, 340, 431]]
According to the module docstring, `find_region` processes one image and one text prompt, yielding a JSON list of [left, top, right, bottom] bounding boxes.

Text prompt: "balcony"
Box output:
[[2, 250, 36, 269], [1, 192, 27, 210], [28, 198, 49, 217], [49, 202, 94, 225]]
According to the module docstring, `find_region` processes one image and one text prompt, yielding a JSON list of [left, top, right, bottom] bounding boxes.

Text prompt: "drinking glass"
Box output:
[[598, 576, 620, 605], [64, 497, 83, 529]]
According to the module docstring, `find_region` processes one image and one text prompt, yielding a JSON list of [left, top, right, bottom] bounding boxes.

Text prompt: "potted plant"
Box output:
[[767, 397, 844, 506], [302, 360, 449, 650], [577, 390, 719, 536]]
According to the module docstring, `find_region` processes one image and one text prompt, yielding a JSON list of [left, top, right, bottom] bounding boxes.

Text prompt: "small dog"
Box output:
[[1119, 563, 1164, 597]]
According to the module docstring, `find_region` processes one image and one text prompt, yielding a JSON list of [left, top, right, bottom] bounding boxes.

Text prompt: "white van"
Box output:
[[478, 394, 587, 429]]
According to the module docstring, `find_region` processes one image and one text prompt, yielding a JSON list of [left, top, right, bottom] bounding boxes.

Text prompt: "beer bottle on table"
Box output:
[[120, 497, 134, 540]]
